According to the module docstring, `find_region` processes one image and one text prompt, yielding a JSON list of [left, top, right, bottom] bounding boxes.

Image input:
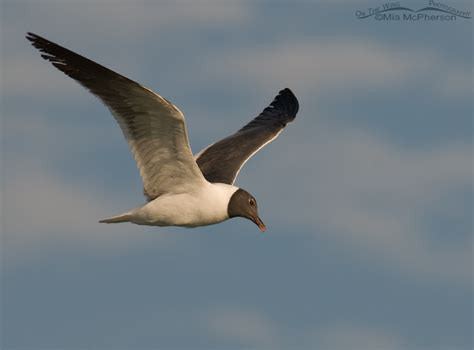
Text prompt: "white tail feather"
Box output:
[[99, 213, 132, 224]]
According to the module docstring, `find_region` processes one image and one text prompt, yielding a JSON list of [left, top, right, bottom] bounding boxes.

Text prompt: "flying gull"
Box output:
[[26, 32, 299, 232]]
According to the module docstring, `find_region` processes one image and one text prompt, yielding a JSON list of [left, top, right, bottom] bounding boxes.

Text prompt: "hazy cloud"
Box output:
[[2, 156, 177, 265], [434, 66, 473, 99], [203, 306, 279, 348], [2, 0, 253, 100], [3, 112, 471, 284], [308, 323, 404, 350], [201, 38, 472, 101], [202, 306, 405, 350], [2, 1, 471, 348], [4, 0, 252, 41], [251, 122, 472, 284]]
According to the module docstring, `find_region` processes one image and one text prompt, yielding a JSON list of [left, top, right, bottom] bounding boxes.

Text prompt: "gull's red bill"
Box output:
[[254, 216, 266, 232]]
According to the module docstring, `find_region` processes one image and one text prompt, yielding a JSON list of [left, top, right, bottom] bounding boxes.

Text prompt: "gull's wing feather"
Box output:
[[195, 88, 299, 184], [26, 32, 206, 200]]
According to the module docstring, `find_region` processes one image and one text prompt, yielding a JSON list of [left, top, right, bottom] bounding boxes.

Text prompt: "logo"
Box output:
[[356, 1, 471, 21]]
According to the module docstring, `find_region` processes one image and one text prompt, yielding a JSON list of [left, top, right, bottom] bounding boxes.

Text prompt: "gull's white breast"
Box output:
[[128, 182, 239, 227]]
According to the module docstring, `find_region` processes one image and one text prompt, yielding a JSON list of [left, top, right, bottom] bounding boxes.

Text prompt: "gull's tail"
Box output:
[[99, 212, 132, 224]]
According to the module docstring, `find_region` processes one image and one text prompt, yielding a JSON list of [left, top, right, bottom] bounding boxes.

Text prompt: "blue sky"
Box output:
[[1, 0, 472, 349]]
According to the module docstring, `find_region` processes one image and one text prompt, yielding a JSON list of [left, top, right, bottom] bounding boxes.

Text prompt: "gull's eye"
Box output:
[[249, 198, 255, 206]]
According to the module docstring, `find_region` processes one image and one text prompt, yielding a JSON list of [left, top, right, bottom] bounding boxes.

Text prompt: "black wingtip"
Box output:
[[271, 88, 299, 118], [26, 32, 50, 52], [26, 32, 40, 43]]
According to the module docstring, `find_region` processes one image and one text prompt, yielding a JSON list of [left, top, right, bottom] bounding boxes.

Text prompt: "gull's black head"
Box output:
[[227, 188, 266, 232]]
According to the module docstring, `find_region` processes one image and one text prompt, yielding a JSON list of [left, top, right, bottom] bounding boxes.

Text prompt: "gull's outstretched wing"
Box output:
[[195, 88, 299, 184], [27, 32, 206, 200]]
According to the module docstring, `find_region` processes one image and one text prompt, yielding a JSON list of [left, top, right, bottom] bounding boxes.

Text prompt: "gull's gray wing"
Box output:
[[27, 32, 206, 200], [195, 88, 299, 184]]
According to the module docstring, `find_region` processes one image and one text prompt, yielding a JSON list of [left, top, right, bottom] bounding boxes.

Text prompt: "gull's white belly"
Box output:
[[128, 183, 238, 227]]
